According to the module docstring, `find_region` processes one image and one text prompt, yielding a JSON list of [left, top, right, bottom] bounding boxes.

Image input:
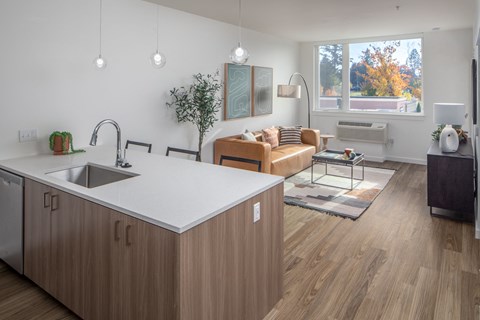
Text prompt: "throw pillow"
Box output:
[[279, 126, 302, 145], [241, 130, 256, 141], [262, 127, 279, 148]]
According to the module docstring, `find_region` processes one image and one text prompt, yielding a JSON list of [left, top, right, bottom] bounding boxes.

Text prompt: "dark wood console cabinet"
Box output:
[[427, 139, 474, 221]]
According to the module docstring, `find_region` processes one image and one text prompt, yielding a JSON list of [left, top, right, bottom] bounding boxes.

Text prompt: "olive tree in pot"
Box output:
[[166, 71, 222, 162]]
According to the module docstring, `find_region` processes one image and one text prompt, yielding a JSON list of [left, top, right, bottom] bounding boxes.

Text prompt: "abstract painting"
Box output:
[[252, 66, 273, 116], [224, 63, 251, 120]]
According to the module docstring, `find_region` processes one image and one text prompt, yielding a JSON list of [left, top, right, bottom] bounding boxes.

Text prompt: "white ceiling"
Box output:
[[145, 0, 475, 42]]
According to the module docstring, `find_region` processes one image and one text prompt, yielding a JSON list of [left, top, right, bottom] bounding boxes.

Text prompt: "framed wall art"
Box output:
[[252, 66, 273, 116], [224, 63, 251, 120]]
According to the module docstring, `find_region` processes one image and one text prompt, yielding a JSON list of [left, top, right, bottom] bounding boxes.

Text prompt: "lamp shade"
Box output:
[[277, 85, 301, 98], [433, 103, 465, 125]]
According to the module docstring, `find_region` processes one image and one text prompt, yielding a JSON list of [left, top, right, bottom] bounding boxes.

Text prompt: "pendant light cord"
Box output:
[[99, 0, 103, 55], [156, 5, 159, 51], [238, 0, 242, 45]]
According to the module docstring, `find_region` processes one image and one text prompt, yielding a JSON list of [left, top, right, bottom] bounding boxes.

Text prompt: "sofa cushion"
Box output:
[[262, 127, 279, 148], [279, 126, 302, 145], [271, 144, 316, 177], [241, 131, 256, 141]]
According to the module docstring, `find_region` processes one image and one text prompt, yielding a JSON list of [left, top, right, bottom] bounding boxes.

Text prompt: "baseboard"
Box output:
[[364, 155, 386, 163], [385, 155, 427, 165]]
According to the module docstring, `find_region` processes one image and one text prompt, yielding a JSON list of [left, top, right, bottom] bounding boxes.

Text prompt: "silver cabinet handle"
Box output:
[[43, 192, 51, 208], [126, 225, 132, 246], [114, 220, 121, 241], [51, 195, 59, 211]]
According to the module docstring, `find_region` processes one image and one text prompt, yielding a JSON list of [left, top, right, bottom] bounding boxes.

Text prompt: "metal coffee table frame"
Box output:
[[311, 150, 365, 190]]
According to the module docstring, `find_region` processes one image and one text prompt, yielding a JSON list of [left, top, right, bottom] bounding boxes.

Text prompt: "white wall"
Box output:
[[300, 28, 473, 164], [0, 0, 300, 163]]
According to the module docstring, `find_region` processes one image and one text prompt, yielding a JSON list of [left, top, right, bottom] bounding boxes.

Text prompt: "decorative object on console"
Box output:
[[150, 5, 166, 68], [229, 0, 249, 64], [93, 0, 107, 70], [277, 72, 311, 128], [224, 63, 251, 120], [49, 131, 85, 155], [431, 125, 468, 143], [433, 103, 466, 152], [166, 71, 222, 162], [252, 66, 273, 116]]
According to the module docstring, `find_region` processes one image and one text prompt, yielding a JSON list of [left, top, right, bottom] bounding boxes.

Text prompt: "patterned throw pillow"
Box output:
[[279, 126, 302, 145], [241, 130, 256, 141], [262, 127, 279, 148]]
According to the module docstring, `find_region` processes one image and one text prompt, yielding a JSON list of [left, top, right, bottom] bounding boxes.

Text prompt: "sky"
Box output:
[[349, 38, 422, 66]]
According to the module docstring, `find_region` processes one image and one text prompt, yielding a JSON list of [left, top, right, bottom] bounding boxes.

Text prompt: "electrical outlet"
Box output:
[[19, 129, 38, 143], [253, 202, 261, 223]]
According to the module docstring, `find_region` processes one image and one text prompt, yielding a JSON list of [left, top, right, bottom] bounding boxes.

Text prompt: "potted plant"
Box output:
[[166, 71, 222, 162], [431, 125, 468, 143], [49, 131, 85, 155]]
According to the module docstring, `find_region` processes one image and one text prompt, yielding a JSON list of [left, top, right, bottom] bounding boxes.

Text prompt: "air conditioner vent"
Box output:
[[336, 121, 388, 144], [338, 121, 372, 127]]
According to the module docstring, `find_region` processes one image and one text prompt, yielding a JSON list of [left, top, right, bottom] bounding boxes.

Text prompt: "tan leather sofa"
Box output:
[[214, 128, 320, 177]]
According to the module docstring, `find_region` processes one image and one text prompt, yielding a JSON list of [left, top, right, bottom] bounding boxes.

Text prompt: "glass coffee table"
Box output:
[[311, 150, 365, 190]]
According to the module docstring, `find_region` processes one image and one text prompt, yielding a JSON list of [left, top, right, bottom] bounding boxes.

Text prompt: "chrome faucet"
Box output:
[[90, 119, 124, 167]]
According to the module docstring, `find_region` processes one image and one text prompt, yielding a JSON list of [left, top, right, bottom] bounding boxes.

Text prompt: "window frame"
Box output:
[[313, 33, 424, 118]]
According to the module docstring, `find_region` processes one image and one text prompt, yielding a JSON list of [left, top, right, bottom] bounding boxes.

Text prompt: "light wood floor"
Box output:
[[1, 162, 479, 320]]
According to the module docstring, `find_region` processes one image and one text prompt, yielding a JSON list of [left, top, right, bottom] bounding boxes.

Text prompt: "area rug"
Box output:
[[284, 165, 395, 220]]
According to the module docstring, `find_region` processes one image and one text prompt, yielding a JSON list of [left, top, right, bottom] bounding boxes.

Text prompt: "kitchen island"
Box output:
[[0, 147, 284, 320]]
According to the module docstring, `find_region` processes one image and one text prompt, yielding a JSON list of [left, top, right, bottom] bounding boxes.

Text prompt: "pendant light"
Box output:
[[229, 0, 249, 65], [93, 0, 107, 70], [150, 5, 166, 68]]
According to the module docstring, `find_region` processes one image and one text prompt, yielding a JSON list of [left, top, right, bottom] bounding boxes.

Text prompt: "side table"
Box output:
[[320, 134, 335, 151], [427, 139, 474, 222]]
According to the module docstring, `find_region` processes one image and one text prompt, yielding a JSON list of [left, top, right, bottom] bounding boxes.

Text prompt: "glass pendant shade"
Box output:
[[151, 5, 166, 69], [230, 42, 249, 65], [93, 54, 107, 69], [94, 0, 106, 70], [150, 50, 166, 68]]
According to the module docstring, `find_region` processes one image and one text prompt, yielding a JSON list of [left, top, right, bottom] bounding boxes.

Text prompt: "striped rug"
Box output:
[[284, 165, 395, 220]]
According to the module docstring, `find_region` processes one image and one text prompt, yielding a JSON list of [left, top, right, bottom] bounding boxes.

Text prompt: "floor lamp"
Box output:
[[277, 72, 311, 128]]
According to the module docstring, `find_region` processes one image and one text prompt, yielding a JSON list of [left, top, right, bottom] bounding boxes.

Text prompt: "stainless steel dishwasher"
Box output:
[[0, 169, 24, 274]]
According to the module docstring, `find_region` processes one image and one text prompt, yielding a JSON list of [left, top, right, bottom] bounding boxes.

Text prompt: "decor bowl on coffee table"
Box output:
[[284, 165, 394, 220]]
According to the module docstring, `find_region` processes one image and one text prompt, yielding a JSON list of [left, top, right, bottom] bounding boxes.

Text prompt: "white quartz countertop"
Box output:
[[0, 147, 284, 233]]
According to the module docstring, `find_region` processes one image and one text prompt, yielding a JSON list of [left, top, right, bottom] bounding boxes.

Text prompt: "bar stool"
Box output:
[[125, 140, 152, 153]]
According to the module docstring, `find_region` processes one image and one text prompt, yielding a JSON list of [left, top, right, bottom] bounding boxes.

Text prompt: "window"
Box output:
[[316, 37, 423, 114]]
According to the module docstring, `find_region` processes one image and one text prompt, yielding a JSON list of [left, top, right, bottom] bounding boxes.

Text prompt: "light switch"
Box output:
[[19, 129, 38, 143], [253, 202, 260, 223]]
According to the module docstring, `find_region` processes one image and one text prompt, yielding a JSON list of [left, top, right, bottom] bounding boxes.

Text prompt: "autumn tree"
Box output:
[[319, 44, 342, 95], [350, 62, 365, 90], [406, 48, 422, 99], [360, 43, 410, 97]]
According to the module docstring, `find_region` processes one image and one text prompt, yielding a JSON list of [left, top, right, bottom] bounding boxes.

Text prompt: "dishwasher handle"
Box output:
[[1, 177, 10, 187], [0, 170, 24, 187]]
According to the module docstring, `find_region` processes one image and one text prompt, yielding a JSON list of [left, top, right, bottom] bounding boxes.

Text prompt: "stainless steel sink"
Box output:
[[46, 163, 139, 188]]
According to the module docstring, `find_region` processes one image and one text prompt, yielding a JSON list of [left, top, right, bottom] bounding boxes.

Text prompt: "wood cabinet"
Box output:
[[427, 140, 474, 221], [24, 178, 283, 320], [24, 181, 85, 315], [81, 203, 177, 320]]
